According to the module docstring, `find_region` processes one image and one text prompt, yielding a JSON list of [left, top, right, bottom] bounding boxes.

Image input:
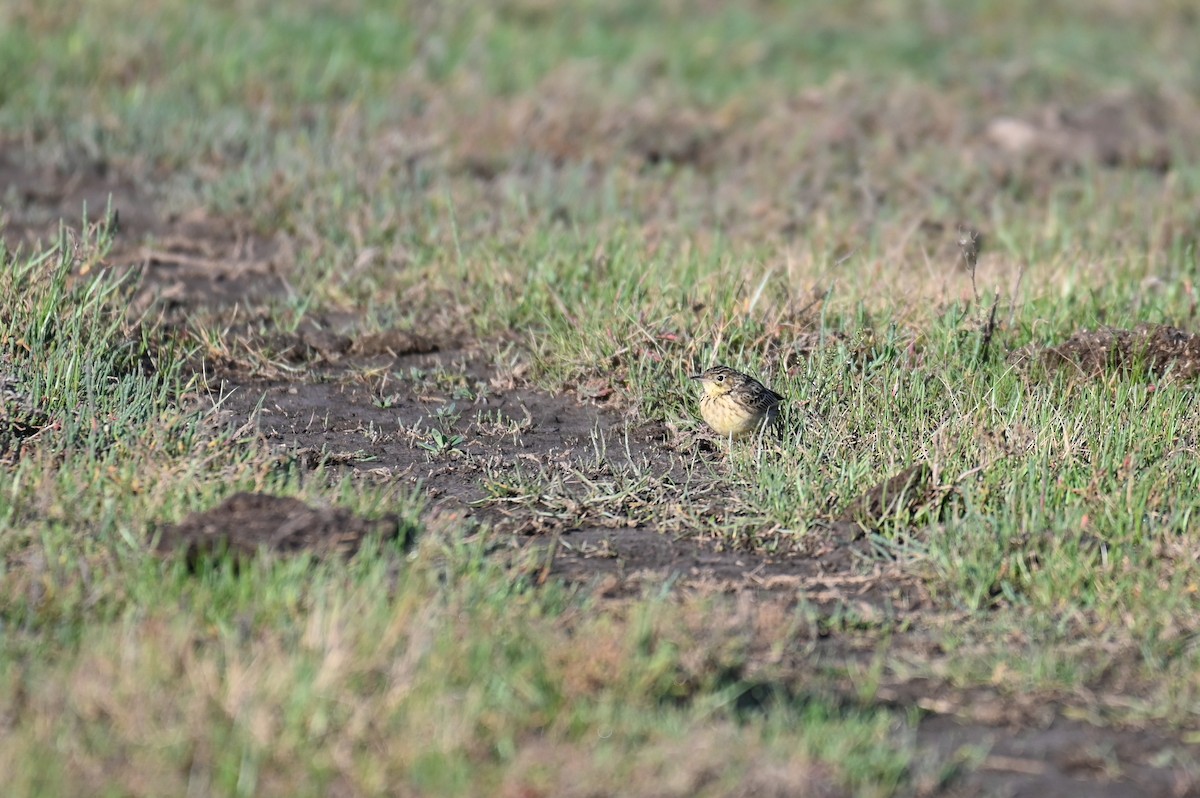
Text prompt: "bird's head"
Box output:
[[689, 366, 741, 398]]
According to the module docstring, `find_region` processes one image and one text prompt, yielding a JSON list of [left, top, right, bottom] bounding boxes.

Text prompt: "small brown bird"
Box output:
[[690, 365, 784, 438]]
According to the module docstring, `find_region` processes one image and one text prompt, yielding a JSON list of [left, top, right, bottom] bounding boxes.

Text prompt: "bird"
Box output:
[[690, 365, 784, 439]]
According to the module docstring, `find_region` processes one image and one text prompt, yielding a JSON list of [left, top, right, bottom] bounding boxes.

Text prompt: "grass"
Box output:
[[3, 0, 1200, 794]]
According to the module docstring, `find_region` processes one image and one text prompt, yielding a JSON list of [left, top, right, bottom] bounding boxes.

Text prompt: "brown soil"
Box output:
[[984, 91, 1189, 173], [917, 711, 1198, 797], [1012, 323, 1200, 381], [156, 491, 411, 565], [206, 339, 929, 606], [6, 154, 1200, 797], [0, 152, 287, 323]]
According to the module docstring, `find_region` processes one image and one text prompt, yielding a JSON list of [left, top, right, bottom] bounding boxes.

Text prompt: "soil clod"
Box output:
[[840, 463, 933, 530], [155, 492, 410, 565], [1011, 323, 1200, 381]]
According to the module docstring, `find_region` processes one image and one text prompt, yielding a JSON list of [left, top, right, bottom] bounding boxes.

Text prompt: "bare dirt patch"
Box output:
[[450, 72, 724, 177], [984, 91, 1199, 173], [156, 491, 410, 565], [207, 332, 923, 604], [917, 712, 1198, 797], [0, 152, 288, 322]]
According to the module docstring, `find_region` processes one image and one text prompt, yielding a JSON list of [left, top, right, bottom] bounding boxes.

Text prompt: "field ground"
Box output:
[[4, 2, 1200, 796]]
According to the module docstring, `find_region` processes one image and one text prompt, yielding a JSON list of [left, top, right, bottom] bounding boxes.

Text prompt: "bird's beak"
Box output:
[[689, 373, 704, 381]]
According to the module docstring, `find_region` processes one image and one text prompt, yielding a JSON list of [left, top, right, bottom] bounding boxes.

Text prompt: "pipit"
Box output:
[[690, 365, 784, 438]]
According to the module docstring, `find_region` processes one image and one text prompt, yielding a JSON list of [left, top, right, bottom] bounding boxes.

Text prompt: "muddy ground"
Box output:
[[4, 150, 1199, 797]]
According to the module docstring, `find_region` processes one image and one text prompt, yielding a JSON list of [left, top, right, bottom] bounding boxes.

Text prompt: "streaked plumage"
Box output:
[[690, 365, 784, 438]]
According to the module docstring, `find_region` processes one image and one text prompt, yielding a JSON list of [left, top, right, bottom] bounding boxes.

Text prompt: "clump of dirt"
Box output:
[[984, 91, 1196, 172], [155, 492, 410, 565], [263, 325, 442, 366], [1010, 323, 1200, 380], [0, 373, 51, 461], [450, 71, 725, 177], [838, 462, 933, 531]]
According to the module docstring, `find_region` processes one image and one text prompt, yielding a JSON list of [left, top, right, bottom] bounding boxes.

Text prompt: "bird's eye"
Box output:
[[715, 374, 725, 382]]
